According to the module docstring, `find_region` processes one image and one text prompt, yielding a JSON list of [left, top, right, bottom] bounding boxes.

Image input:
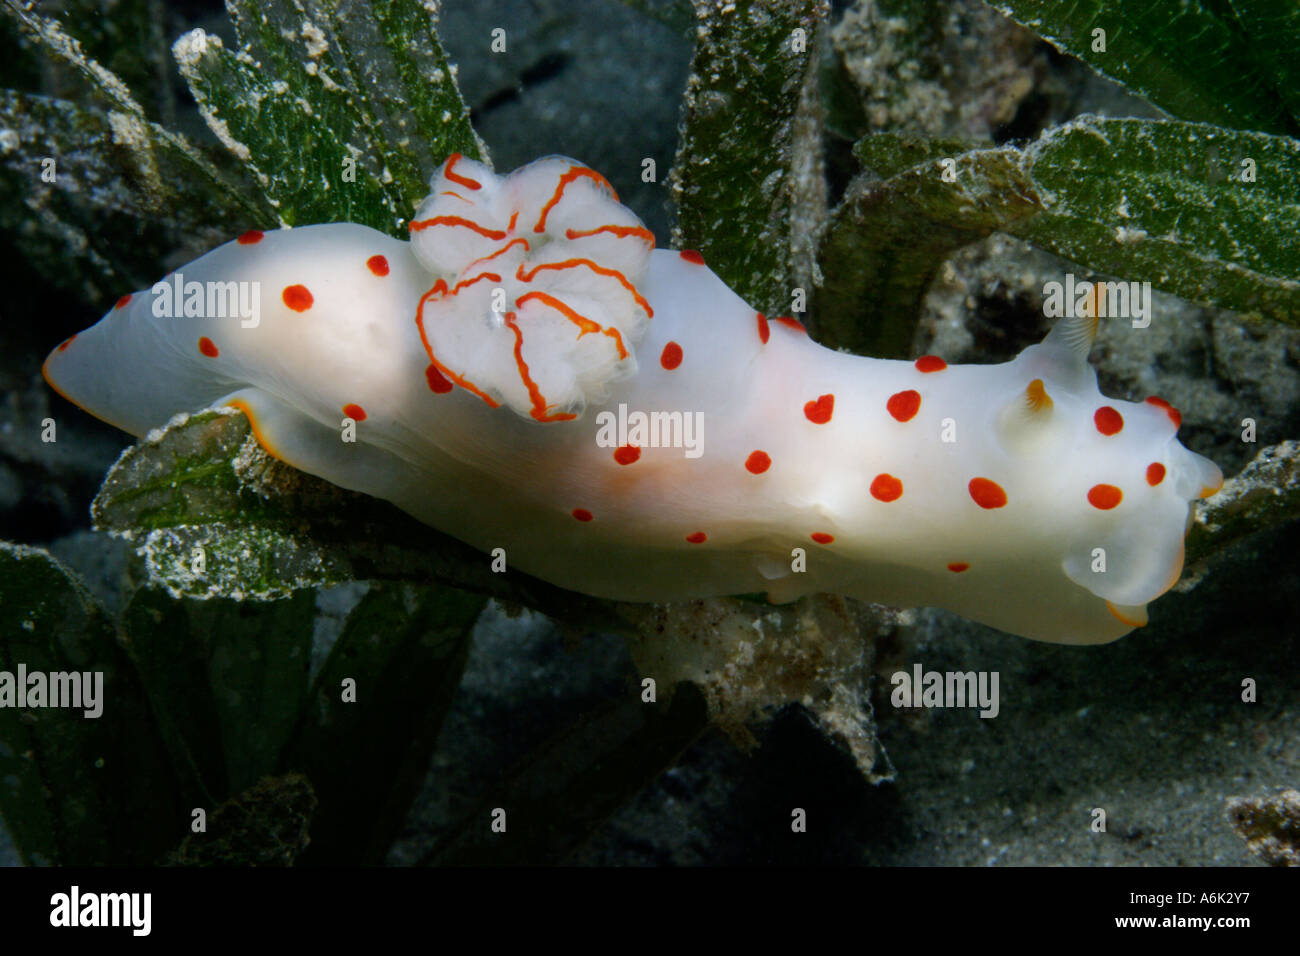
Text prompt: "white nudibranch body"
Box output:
[[44, 153, 1223, 644]]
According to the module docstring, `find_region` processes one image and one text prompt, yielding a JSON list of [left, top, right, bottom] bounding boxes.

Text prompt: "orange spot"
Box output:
[[887, 389, 921, 422], [773, 316, 806, 334], [343, 403, 367, 422], [679, 249, 705, 265], [409, 216, 507, 240], [686, 531, 707, 544], [660, 341, 683, 370], [915, 355, 947, 373], [534, 166, 617, 233], [516, 290, 629, 360], [282, 284, 313, 311], [1087, 483, 1122, 510], [745, 451, 771, 474], [810, 532, 835, 544], [1094, 406, 1123, 435], [1199, 482, 1222, 498], [517, 258, 653, 318], [1146, 462, 1166, 486], [572, 508, 594, 522], [756, 313, 770, 344], [614, 444, 641, 466], [969, 477, 1007, 509], [442, 152, 482, 190], [425, 364, 454, 394], [1025, 379, 1052, 413], [1145, 395, 1182, 428], [565, 225, 655, 246], [56, 334, 76, 352], [367, 254, 390, 276], [198, 337, 219, 358], [237, 229, 264, 245], [870, 473, 903, 502], [947, 562, 970, 573], [114, 294, 132, 310], [804, 394, 834, 424], [1106, 601, 1146, 628]]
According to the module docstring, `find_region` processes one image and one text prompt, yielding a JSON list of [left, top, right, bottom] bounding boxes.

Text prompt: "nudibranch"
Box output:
[[44, 153, 1223, 644]]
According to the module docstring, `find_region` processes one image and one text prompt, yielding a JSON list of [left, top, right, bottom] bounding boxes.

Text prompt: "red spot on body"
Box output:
[[887, 390, 921, 422], [773, 316, 806, 334], [969, 477, 1007, 509], [915, 355, 947, 373], [367, 255, 390, 276], [572, 508, 594, 522], [1146, 462, 1166, 486], [745, 451, 771, 474], [804, 394, 834, 424], [198, 337, 219, 358], [660, 341, 683, 370], [1094, 406, 1124, 435], [343, 403, 367, 422], [282, 284, 313, 311], [756, 312, 770, 344], [947, 562, 970, 573], [114, 294, 132, 310], [1146, 395, 1182, 428], [870, 473, 903, 502], [1088, 483, 1123, 510], [56, 335, 76, 352], [810, 532, 835, 544], [237, 230, 264, 245], [442, 152, 482, 190], [686, 531, 707, 544], [614, 444, 641, 466], [680, 249, 705, 265], [425, 364, 454, 393]]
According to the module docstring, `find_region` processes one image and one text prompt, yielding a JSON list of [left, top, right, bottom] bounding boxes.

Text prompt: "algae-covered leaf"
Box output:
[[1, 4, 267, 217], [1225, 0, 1300, 128], [93, 408, 630, 631], [175, 0, 486, 233], [284, 582, 482, 864], [670, 0, 829, 316], [813, 142, 1040, 356], [166, 772, 316, 866], [0, 80, 267, 300], [0, 543, 181, 865], [818, 117, 1300, 357], [986, 0, 1299, 136], [121, 586, 316, 802], [1184, 441, 1300, 575], [1009, 117, 1300, 326]]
